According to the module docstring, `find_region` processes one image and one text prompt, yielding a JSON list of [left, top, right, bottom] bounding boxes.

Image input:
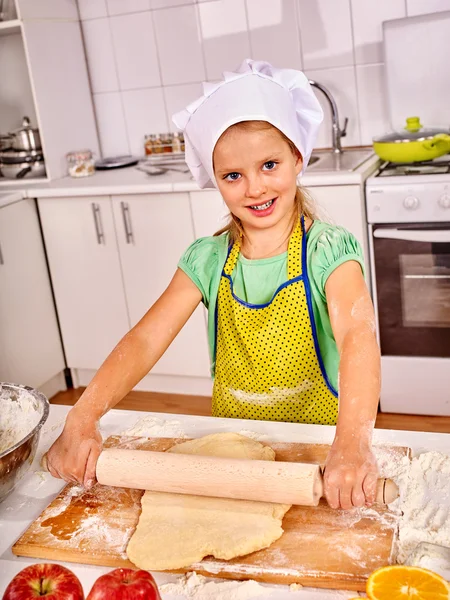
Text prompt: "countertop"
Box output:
[[1, 405, 448, 599], [0, 190, 23, 209], [0, 153, 380, 204]]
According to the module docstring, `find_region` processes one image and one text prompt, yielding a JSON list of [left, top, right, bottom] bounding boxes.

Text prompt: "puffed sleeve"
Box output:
[[308, 225, 365, 300], [178, 236, 221, 308]]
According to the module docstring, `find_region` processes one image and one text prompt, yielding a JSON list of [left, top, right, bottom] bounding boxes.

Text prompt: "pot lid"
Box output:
[[9, 116, 39, 135], [373, 117, 450, 143]]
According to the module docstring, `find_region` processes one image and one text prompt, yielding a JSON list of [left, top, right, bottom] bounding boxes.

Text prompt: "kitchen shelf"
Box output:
[[0, 19, 21, 36]]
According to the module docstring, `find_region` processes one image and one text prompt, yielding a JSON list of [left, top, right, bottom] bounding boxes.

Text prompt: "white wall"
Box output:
[[77, 0, 450, 158]]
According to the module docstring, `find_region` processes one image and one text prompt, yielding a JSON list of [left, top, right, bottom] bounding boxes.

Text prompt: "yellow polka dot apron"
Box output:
[[212, 217, 339, 425]]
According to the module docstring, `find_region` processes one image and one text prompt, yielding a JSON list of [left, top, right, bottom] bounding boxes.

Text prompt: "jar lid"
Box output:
[[67, 149, 93, 160]]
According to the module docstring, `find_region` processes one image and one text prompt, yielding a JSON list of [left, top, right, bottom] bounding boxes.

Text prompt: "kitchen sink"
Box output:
[[308, 149, 374, 172]]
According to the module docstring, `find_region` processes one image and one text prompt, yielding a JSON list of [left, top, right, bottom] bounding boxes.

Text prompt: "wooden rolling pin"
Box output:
[[93, 448, 398, 507]]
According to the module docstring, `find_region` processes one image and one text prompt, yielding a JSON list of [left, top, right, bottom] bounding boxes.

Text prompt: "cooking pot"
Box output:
[[0, 159, 46, 179], [373, 117, 450, 163], [9, 116, 41, 152], [0, 134, 12, 150]]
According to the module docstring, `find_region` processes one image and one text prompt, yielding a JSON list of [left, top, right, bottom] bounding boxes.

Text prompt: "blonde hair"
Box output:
[[213, 120, 317, 243]]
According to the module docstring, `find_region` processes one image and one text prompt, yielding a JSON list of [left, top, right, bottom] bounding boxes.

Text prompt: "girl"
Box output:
[[47, 60, 380, 510]]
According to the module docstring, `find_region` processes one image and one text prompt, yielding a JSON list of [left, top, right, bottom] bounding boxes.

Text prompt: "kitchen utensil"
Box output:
[[9, 116, 41, 152], [94, 447, 399, 507], [15, 436, 411, 592], [405, 542, 450, 581], [0, 159, 46, 179], [0, 383, 49, 502], [373, 117, 450, 163], [95, 155, 139, 170]]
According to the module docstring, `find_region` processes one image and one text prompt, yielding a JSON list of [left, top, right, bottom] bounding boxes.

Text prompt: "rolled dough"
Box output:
[[126, 432, 291, 570]]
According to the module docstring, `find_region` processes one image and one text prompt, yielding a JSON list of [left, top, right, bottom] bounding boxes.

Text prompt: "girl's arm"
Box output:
[[323, 260, 381, 510], [46, 269, 203, 487]]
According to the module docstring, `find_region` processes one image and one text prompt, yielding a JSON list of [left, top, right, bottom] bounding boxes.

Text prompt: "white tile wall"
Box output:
[[78, 0, 447, 156], [406, 0, 450, 15], [110, 12, 161, 90], [198, 0, 250, 79], [246, 0, 302, 70], [351, 0, 406, 64]]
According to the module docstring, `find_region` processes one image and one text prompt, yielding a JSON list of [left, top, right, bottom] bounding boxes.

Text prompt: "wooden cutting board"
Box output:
[[13, 436, 410, 592]]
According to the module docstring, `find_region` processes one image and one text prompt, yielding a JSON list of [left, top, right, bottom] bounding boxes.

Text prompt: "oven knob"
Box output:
[[403, 196, 419, 209], [439, 194, 450, 209]]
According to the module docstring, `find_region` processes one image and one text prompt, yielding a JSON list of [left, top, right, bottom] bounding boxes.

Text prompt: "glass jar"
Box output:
[[161, 133, 173, 153], [172, 132, 183, 154], [152, 134, 164, 154], [66, 150, 95, 178], [144, 135, 154, 155]]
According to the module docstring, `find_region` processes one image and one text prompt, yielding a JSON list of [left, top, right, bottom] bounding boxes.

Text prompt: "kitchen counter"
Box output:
[[0, 405, 448, 598], [0, 153, 381, 201], [0, 190, 24, 209]]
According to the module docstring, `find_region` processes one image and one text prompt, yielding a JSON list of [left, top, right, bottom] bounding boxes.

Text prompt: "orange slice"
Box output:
[[367, 565, 450, 599]]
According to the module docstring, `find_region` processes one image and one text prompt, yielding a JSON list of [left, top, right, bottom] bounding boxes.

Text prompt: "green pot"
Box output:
[[373, 117, 450, 163]]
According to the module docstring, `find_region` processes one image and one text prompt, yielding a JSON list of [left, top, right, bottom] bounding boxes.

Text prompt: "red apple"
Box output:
[[86, 569, 161, 600], [2, 563, 84, 600]]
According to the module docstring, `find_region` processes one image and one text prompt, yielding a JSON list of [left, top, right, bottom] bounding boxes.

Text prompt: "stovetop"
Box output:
[[377, 158, 450, 177]]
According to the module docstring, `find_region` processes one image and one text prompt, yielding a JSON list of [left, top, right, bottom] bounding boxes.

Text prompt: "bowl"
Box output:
[[0, 382, 49, 502]]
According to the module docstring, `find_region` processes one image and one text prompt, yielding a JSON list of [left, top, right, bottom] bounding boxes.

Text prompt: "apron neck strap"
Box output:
[[223, 216, 305, 278]]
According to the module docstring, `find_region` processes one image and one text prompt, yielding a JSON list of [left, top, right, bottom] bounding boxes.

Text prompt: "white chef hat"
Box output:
[[172, 58, 323, 189]]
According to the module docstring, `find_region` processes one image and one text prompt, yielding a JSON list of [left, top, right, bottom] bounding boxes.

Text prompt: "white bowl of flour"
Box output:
[[0, 382, 49, 502]]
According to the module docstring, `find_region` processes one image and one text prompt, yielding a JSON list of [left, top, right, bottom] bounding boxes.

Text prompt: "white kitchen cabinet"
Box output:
[[189, 190, 230, 239], [307, 184, 370, 273], [112, 194, 210, 378], [0, 199, 65, 388], [38, 197, 129, 370]]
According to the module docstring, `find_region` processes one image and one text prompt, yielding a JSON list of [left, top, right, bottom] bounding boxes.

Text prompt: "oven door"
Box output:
[[372, 224, 450, 358]]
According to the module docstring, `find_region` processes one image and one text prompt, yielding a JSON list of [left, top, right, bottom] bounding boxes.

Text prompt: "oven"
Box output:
[[366, 160, 450, 416]]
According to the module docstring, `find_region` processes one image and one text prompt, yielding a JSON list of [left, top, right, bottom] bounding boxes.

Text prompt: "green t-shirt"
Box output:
[[178, 221, 364, 390]]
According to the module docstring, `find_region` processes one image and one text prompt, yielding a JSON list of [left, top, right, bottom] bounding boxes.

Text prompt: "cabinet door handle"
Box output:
[[91, 203, 105, 245], [0, 241, 3, 265], [121, 201, 134, 244]]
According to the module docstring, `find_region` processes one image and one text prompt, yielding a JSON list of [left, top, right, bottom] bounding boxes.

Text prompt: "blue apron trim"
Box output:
[[300, 217, 339, 398], [222, 272, 304, 309]]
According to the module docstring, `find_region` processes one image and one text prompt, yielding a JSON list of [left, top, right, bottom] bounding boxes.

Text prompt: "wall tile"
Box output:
[[298, 0, 354, 69], [198, 0, 251, 79], [306, 66, 360, 148], [356, 64, 390, 144], [246, 0, 302, 69], [82, 18, 119, 93], [351, 0, 406, 64], [93, 92, 130, 156], [110, 12, 161, 90], [122, 88, 168, 155], [406, 0, 450, 15], [163, 82, 203, 131], [153, 5, 205, 85], [151, 0, 195, 7], [106, 0, 150, 16], [78, 0, 107, 20]]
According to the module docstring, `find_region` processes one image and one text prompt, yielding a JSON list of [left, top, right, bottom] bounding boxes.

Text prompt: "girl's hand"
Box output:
[[45, 409, 103, 489], [323, 439, 379, 510]]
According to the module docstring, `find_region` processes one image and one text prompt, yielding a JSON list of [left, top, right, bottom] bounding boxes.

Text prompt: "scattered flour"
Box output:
[[121, 415, 188, 438], [237, 430, 269, 442], [374, 448, 450, 564], [0, 385, 44, 453], [160, 572, 271, 599]]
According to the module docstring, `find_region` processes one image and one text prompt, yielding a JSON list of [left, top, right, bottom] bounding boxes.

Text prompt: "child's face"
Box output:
[[213, 125, 303, 232]]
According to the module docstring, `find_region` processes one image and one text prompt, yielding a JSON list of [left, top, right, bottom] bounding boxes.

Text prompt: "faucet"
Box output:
[[308, 80, 348, 154]]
